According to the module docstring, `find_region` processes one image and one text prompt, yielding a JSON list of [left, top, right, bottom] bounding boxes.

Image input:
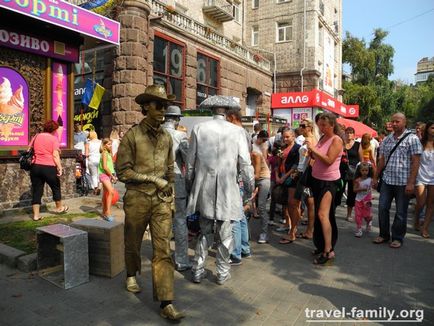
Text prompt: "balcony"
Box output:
[[202, 0, 234, 23], [150, 0, 271, 72]]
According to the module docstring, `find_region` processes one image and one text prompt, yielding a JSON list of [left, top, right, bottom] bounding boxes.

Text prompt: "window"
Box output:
[[233, 2, 240, 22], [276, 22, 292, 42], [318, 24, 323, 47], [196, 53, 219, 107], [252, 26, 259, 46], [277, 0, 289, 3], [153, 34, 185, 107], [252, 0, 259, 9]]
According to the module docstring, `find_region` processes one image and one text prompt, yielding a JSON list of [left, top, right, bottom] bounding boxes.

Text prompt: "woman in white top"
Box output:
[[87, 131, 102, 195], [414, 121, 434, 238], [110, 129, 120, 162]]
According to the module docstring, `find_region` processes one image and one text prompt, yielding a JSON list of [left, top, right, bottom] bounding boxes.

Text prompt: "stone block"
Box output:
[[0, 243, 25, 268], [17, 253, 37, 272], [113, 111, 126, 125], [36, 224, 89, 289], [71, 219, 124, 278]]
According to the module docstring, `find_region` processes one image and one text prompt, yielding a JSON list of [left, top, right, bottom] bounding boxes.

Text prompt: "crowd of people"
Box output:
[[27, 83, 433, 321]]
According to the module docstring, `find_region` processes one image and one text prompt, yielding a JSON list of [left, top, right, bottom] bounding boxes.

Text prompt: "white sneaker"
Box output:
[[257, 233, 268, 244], [354, 228, 363, 238]]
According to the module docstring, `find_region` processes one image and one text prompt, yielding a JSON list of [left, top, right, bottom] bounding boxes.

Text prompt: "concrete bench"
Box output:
[[71, 219, 124, 278]]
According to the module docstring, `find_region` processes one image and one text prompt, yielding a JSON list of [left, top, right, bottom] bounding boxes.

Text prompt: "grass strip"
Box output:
[[0, 212, 99, 254]]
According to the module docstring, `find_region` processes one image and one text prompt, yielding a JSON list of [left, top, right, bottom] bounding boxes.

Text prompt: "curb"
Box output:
[[0, 243, 37, 272]]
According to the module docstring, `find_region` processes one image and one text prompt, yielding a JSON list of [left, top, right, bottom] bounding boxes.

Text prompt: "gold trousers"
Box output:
[[123, 189, 174, 301]]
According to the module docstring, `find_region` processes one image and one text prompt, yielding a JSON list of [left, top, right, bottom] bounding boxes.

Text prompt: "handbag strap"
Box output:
[[28, 133, 39, 150], [382, 132, 411, 172]]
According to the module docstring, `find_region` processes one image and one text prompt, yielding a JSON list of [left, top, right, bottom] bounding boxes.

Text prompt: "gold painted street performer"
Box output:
[[116, 85, 185, 321]]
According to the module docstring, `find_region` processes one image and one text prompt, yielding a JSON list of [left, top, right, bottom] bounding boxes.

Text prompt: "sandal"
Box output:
[[373, 236, 389, 244], [389, 240, 402, 248], [313, 250, 335, 265], [296, 233, 312, 240], [32, 216, 44, 221], [421, 232, 430, 239], [56, 206, 69, 214], [279, 238, 293, 244]]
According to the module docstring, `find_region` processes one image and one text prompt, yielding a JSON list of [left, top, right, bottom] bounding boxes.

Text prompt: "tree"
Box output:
[[342, 29, 397, 129]]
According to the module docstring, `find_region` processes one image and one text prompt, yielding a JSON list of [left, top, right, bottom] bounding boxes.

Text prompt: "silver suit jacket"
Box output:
[[163, 121, 189, 199], [186, 115, 254, 221]]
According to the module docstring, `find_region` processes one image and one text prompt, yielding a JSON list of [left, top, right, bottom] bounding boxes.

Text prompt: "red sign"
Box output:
[[0, 27, 79, 62], [271, 89, 359, 118]]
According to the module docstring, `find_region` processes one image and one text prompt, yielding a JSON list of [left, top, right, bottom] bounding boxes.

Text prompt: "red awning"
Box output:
[[337, 118, 378, 138]]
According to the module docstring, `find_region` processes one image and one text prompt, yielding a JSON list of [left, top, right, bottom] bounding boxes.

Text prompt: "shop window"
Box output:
[[196, 53, 220, 107], [153, 34, 185, 107], [276, 21, 292, 42], [252, 26, 259, 46]]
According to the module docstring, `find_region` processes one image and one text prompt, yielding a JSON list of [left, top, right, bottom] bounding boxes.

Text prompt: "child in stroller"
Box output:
[[75, 154, 92, 196]]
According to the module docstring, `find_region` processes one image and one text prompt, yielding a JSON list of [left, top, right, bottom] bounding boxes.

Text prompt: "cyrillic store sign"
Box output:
[[0, 27, 79, 62], [0, 0, 120, 45]]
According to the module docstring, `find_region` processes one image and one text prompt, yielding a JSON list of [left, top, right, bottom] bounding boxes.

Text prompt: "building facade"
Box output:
[[415, 57, 434, 84], [245, 0, 342, 98]]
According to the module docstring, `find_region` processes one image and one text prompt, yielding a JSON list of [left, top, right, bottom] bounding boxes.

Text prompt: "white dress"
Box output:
[[87, 139, 101, 188], [417, 149, 434, 185]]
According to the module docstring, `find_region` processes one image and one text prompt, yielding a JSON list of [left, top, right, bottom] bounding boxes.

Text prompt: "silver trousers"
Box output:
[[173, 197, 190, 268], [192, 218, 233, 278]]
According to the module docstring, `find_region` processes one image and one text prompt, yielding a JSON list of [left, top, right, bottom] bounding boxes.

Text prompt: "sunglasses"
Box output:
[[300, 124, 308, 128]]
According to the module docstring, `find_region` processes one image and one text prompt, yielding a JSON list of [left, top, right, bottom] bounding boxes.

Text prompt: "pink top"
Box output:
[[33, 133, 60, 166], [312, 135, 341, 181]]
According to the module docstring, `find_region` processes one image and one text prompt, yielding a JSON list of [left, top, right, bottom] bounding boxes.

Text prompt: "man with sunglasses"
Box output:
[[116, 84, 185, 321]]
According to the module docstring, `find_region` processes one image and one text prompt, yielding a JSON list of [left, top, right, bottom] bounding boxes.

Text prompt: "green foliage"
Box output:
[[0, 213, 98, 254], [342, 29, 434, 128]]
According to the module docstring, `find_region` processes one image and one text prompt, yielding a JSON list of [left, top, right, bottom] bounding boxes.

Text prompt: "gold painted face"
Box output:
[[146, 101, 166, 123]]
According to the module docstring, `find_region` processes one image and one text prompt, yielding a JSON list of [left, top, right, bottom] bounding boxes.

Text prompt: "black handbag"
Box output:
[[19, 135, 38, 171], [377, 132, 411, 192]]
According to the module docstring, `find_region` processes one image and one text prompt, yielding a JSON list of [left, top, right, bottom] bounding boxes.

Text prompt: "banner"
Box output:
[[0, 67, 29, 146], [52, 62, 68, 147]]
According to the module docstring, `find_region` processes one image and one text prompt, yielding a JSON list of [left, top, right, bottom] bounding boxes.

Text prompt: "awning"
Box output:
[[271, 89, 359, 118], [337, 117, 378, 138]]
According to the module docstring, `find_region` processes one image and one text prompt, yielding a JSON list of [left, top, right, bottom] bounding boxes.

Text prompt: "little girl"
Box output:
[[359, 133, 376, 170], [353, 162, 373, 237], [98, 138, 117, 222]]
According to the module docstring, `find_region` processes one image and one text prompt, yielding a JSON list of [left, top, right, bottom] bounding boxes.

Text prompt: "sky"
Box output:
[[342, 0, 434, 84]]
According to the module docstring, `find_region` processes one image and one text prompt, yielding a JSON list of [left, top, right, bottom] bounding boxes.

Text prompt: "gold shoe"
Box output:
[[126, 276, 141, 293], [160, 304, 186, 321]]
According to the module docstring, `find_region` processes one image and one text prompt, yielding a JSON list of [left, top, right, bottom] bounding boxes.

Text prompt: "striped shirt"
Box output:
[[379, 130, 422, 186]]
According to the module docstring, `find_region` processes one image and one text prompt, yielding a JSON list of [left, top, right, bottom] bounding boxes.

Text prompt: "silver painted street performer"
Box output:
[[162, 105, 191, 271], [186, 96, 254, 285]]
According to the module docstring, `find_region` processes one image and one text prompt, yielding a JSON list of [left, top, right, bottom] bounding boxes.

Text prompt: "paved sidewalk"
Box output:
[[0, 192, 433, 325]]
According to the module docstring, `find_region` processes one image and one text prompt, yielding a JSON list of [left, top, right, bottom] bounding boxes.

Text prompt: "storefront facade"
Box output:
[[271, 89, 359, 127], [0, 0, 119, 210]]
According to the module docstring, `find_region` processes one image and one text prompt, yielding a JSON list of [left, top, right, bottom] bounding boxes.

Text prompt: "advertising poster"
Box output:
[[272, 108, 292, 127], [292, 108, 312, 128], [0, 67, 29, 146], [52, 62, 68, 147], [323, 32, 335, 95]]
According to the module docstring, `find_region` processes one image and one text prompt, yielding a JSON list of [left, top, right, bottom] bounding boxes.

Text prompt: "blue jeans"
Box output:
[[231, 216, 250, 259], [378, 183, 410, 243]]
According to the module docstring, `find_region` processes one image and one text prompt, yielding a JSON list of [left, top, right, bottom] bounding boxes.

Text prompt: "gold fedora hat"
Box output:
[[135, 84, 176, 104]]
